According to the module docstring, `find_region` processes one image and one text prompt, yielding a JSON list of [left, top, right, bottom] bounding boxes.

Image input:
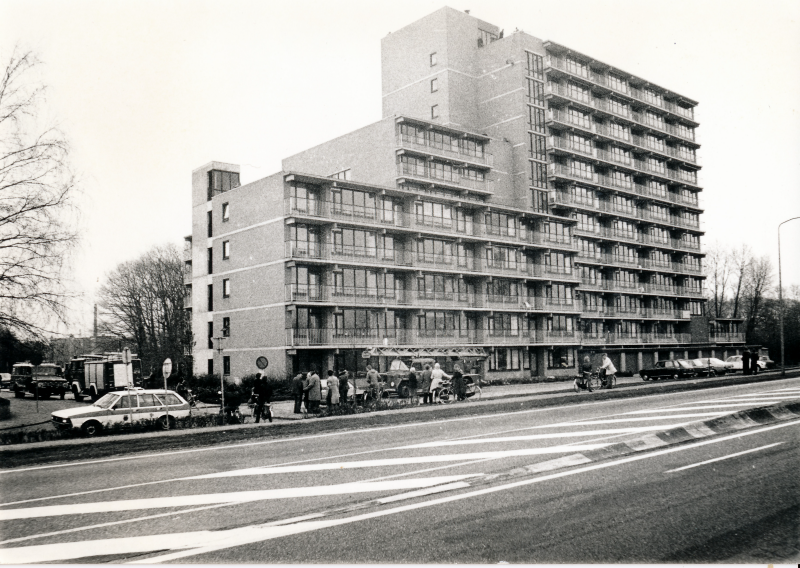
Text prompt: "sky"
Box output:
[[2, 0, 799, 337]]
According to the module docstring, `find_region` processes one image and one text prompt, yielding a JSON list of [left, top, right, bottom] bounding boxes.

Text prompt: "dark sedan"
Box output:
[[639, 359, 697, 381]]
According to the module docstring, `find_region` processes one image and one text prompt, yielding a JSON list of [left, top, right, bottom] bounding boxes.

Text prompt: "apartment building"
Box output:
[[186, 7, 744, 380]]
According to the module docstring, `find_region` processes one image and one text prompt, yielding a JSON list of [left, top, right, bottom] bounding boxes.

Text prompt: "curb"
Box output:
[[525, 399, 800, 475]]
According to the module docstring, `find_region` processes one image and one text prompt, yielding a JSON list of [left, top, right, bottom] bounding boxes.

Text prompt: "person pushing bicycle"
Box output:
[[599, 353, 617, 389]]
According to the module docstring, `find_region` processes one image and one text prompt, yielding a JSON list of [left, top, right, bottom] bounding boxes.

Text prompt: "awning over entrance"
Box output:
[[362, 347, 488, 359]]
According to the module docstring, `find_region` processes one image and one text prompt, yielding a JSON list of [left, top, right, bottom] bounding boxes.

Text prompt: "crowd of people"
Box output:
[[289, 362, 473, 415]]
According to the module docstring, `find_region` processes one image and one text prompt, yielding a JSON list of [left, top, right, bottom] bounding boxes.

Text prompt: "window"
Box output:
[[207, 211, 212, 238], [431, 78, 438, 93], [547, 347, 575, 368], [489, 348, 523, 371], [478, 29, 498, 47], [222, 202, 230, 222], [430, 52, 437, 66], [207, 170, 240, 200], [222, 241, 230, 260], [207, 247, 213, 274], [330, 169, 351, 181], [527, 78, 544, 106], [431, 105, 439, 119], [207, 321, 213, 349], [569, 159, 594, 181], [222, 279, 230, 298], [222, 317, 230, 337], [531, 189, 549, 213], [223, 356, 231, 376], [530, 161, 547, 189], [207, 359, 213, 375], [526, 52, 543, 80], [528, 106, 545, 133], [207, 284, 213, 311], [529, 133, 546, 160]]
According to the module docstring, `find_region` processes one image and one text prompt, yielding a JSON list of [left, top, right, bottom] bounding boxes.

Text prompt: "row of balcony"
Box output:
[[286, 327, 705, 347], [396, 163, 493, 194], [544, 55, 697, 124], [581, 307, 692, 319], [549, 133, 699, 168], [396, 134, 493, 167], [548, 163, 701, 208], [286, 198, 577, 251], [571, 226, 701, 252], [285, 242, 580, 278], [574, 253, 703, 275], [579, 277, 703, 297], [285, 285, 581, 312], [552, 192, 701, 231], [546, 107, 697, 152]]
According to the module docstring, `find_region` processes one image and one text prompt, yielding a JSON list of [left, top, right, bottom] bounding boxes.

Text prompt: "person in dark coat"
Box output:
[[407, 367, 418, 403], [338, 370, 350, 404], [304, 368, 321, 413], [742, 351, 751, 375], [292, 373, 305, 414], [253, 375, 273, 423], [452, 364, 466, 401], [420, 364, 432, 405], [751, 352, 759, 375]]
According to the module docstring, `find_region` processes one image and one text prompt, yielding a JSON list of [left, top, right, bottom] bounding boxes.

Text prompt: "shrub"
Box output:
[[0, 397, 10, 421]]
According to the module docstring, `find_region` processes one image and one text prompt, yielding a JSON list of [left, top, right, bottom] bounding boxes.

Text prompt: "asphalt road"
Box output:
[[1, 377, 798, 563]]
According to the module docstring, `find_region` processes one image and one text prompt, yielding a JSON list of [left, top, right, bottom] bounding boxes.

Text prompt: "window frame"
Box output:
[[222, 240, 230, 260], [222, 278, 231, 298]]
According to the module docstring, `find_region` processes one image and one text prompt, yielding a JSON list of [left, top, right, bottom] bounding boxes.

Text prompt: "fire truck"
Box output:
[[65, 353, 143, 402]]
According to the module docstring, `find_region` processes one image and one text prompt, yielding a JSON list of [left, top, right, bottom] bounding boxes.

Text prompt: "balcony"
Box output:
[[396, 134, 493, 168], [546, 108, 595, 135], [285, 197, 412, 228], [183, 263, 192, 285], [630, 88, 666, 111], [285, 284, 411, 307], [671, 238, 701, 252], [396, 163, 493, 194], [548, 136, 596, 159], [678, 286, 704, 298], [665, 101, 696, 123], [596, 148, 633, 168], [594, 122, 632, 144], [546, 82, 595, 110], [285, 242, 415, 268], [711, 332, 745, 343]]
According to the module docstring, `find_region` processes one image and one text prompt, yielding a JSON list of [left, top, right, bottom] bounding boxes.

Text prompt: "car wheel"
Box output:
[[60, 390, 66, 400], [73, 388, 84, 402], [38, 390, 51, 399], [14, 388, 24, 398], [641, 373, 648, 381], [671, 373, 679, 381], [81, 421, 102, 437], [398, 385, 411, 399], [156, 416, 176, 430]]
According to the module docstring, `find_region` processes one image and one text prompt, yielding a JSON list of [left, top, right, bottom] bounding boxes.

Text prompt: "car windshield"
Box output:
[[94, 393, 118, 409], [677, 360, 694, 369], [692, 359, 705, 365], [36, 367, 59, 376]]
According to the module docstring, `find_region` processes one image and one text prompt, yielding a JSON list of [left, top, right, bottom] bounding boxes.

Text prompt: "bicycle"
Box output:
[[243, 395, 273, 423], [574, 372, 603, 393]]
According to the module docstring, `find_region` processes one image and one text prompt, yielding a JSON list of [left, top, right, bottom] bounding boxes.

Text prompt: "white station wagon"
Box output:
[[51, 389, 190, 436]]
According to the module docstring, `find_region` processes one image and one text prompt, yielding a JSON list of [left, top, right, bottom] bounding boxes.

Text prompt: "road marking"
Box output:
[[187, 445, 612, 479], [621, 404, 783, 414], [664, 443, 784, 473], [0, 476, 479, 521], [3, 419, 799, 565], [400, 426, 693, 448]]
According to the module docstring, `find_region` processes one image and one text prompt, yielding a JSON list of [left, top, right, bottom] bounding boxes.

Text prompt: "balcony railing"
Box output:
[[549, 136, 596, 158], [546, 82, 594, 107], [396, 134, 493, 167], [397, 163, 493, 193], [546, 108, 595, 134], [665, 101, 695, 121], [711, 332, 745, 343]]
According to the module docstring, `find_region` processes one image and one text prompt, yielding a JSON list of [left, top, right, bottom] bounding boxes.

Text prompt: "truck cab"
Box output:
[[12, 363, 68, 399], [66, 354, 143, 402]]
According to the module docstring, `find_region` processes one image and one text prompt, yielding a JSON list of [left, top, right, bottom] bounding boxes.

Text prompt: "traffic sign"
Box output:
[[162, 358, 173, 380], [122, 347, 131, 365], [256, 356, 269, 370]]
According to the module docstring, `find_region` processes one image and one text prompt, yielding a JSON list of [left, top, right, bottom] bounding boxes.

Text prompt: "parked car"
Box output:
[[12, 363, 68, 399], [639, 359, 697, 381], [725, 355, 766, 372], [0, 372, 11, 389], [690, 357, 732, 377], [51, 388, 190, 436], [759, 355, 776, 369]]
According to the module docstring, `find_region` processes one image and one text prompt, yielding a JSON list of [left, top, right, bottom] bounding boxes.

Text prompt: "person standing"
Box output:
[[581, 355, 593, 392], [292, 373, 305, 414], [742, 350, 751, 376], [599, 353, 617, 389], [452, 364, 465, 401], [254, 375, 273, 423], [751, 352, 759, 375], [326, 370, 335, 407], [338, 370, 350, 405], [327, 370, 340, 409], [366, 365, 381, 400], [420, 364, 432, 405], [430, 363, 450, 403], [407, 367, 418, 403], [304, 368, 321, 413]]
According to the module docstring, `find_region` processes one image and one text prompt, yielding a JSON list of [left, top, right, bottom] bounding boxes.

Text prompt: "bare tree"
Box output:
[[705, 243, 731, 318], [743, 255, 773, 340], [729, 244, 751, 318], [97, 244, 190, 375], [0, 48, 78, 336]]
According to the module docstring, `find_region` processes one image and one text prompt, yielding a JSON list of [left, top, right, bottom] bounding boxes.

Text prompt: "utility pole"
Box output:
[[214, 336, 226, 423], [778, 217, 800, 377]]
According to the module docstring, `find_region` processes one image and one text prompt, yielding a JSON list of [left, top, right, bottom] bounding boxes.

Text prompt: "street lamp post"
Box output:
[[778, 216, 800, 377], [214, 336, 226, 423]]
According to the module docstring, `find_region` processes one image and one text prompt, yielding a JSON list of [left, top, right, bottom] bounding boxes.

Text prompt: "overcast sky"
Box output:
[[2, 0, 799, 337]]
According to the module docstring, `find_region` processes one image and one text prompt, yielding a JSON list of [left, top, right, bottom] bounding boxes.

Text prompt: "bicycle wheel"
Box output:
[[439, 388, 454, 404], [589, 375, 603, 391]]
